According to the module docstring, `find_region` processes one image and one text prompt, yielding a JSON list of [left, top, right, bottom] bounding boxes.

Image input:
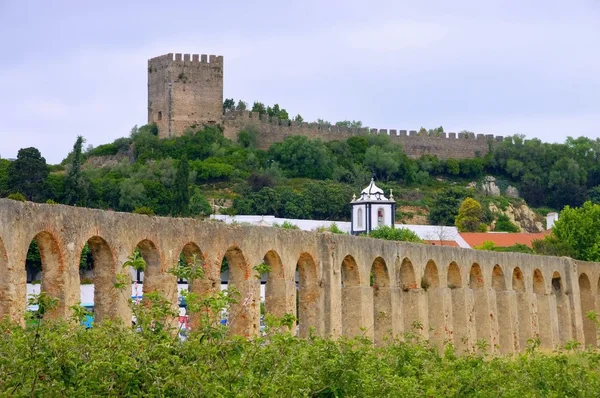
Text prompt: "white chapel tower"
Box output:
[[350, 179, 396, 235]]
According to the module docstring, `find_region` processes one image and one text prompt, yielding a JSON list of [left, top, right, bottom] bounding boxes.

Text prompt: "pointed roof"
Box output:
[[352, 178, 395, 203], [361, 178, 384, 195]]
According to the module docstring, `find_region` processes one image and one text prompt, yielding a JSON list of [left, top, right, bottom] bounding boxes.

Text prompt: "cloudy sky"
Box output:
[[0, 0, 599, 164]]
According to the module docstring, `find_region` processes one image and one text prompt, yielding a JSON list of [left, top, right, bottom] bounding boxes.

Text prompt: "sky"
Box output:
[[0, 0, 599, 164]]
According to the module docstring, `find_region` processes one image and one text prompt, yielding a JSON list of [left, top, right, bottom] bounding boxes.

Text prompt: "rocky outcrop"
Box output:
[[489, 202, 544, 232], [481, 176, 501, 196]]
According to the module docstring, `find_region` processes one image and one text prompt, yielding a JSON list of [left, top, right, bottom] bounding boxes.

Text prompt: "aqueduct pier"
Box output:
[[1, 198, 599, 353]]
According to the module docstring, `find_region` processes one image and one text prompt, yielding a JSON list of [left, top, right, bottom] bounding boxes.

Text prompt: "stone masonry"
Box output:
[[148, 53, 223, 138], [1, 198, 599, 353], [148, 53, 502, 159]]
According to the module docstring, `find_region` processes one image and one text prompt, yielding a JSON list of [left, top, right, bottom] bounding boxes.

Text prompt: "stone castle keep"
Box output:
[[148, 53, 503, 159], [1, 199, 599, 353]]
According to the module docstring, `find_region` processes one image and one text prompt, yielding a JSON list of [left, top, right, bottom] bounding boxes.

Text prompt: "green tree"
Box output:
[[532, 235, 573, 257], [251, 101, 267, 116], [172, 155, 190, 216], [494, 214, 520, 232], [119, 179, 146, 211], [367, 226, 423, 243], [455, 197, 487, 232], [428, 187, 468, 226], [64, 136, 88, 206], [336, 120, 363, 129], [235, 100, 247, 111], [189, 187, 212, 217], [7, 147, 49, 202], [551, 201, 600, 261], [268, 136, 334, 180], [223, 98, 235, 113]]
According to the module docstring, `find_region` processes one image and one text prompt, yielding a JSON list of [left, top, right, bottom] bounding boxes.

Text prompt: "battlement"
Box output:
[[148, 53, 223, 70], [223, 110, 505, 150], [149, 52, 500, 158]]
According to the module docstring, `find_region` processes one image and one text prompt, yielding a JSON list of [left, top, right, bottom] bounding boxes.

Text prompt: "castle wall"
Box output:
[[147, 53, 505, 159], [148, 53, 223, 138], [223, 111, 503, 159], [0, 198, 597, 353]]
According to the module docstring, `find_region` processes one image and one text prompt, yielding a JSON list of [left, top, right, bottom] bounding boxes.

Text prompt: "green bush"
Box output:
[[273, 221, 299, 229], [494, 214, 520, 232], [367, 226, 423, 243], [4, 258, 600, 396], [317, 222, 346, 234], [133, 206, 155, 215], [87, 143, 118, 157], [7, 192, 26, 201]]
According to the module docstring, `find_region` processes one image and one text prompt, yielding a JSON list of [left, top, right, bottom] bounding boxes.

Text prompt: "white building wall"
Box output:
[[211, 215, 470, 248]]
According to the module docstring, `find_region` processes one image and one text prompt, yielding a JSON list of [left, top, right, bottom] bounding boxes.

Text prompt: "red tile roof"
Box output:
[[459, 232, 549, 248], [424, 240, 460, 247]]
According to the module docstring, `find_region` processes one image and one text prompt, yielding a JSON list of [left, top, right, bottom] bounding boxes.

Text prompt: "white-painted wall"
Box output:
[[211, 215, 470, 248]]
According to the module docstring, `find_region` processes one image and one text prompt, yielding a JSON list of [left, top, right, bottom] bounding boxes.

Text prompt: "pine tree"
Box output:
[[64, 136, 88, 206], [172, 154, 190, 216]]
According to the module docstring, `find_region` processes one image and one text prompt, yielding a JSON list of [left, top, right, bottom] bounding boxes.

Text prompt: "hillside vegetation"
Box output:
[[2, 123, 600, 231]]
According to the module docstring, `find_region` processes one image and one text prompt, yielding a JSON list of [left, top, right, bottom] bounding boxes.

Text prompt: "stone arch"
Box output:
[[371, 257, 391, 345], [492, 265, 506, 291], [512, 267, 531, 350], [424, 260, 444, 348], [341, 255, 360, 288], [296, 252, 321, 337], [180, 242, 203, 280], [263, 250, 293, 319], [224, 246, 259, 337], [532, 268, 552, 349], [512, 267, 525, 292], [469, 263, 484, 290], [29, 231, 67, 319], [492, 265, 512, 354], [398, 258, 417, 290], [470, 263, 490, 349], [397, 257, 423, 337], [131, 239, 163, 296], [533, 269, 545, 294], [552, 271, 571, 345], [579, 273, 596, 347], [341, 255, 363, 337], [447, 262, 462, 288], [423, 260, 439, 289], [448, 261, 470, 351], [82, 236, 127, 324]]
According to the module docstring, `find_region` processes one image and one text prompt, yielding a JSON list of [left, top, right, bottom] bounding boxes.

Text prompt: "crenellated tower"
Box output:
[[147, 53, 223, 138]]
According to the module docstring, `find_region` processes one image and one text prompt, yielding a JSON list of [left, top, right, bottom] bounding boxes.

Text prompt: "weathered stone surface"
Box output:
[[481, 176, 501, 196], [489, 202, 544, 233], [0, 199, 596, 352], [147, 53, 502, 160], [505, 185, 520, 198]]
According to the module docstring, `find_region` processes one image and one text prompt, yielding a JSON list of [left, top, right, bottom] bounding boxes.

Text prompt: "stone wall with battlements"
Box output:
[[1, 198, 598, 353], [148, 53, 223, 138], [147, 53, 505, 158], [223, 111, 502, 159]]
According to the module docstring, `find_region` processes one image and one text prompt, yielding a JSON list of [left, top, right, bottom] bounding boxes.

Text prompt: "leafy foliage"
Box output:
[[474, 240, 533, 254], [367, 226, 423, 243], [428, 187, 469, 226], [5, 265, 600, 396], [455, 198, 487, 232], [551, 201, 600, 261], [7, 147, 48, 202], [64, 135, 88, 206], [494, 214, 520, 232]]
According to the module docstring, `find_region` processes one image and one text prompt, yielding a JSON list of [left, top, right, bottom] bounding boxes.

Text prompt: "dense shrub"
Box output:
[[367, 226, 423, 243]]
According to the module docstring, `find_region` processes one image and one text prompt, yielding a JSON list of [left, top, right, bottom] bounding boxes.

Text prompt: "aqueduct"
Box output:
[[1, 198, 599, 353]]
